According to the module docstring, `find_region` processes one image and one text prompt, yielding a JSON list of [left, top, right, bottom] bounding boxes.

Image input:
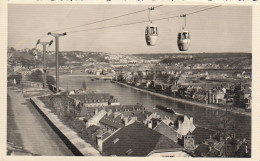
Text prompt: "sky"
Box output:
[[8, 4, 252, 54]]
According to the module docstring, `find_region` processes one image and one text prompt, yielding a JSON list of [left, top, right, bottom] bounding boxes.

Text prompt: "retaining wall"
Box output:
[[30, 97, 101, 156]]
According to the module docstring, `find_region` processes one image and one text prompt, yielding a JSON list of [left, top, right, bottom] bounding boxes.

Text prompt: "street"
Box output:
[[7, 89, 73, 156]]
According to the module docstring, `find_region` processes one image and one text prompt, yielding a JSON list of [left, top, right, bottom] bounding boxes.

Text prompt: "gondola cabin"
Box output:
[[145, 24, 158, 46], [177, 31, 190, 51]]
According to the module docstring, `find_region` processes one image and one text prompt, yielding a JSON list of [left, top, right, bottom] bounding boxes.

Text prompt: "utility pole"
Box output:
[[36, 40, 53, 88], [47, 32, 67, 93]]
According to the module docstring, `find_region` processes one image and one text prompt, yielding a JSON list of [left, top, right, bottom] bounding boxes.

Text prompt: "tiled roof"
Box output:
[[79, 105, 145, 117], [122, 111, 152, 122], [102, 122, 182, 156], [99, 116, 124, 129], [88, 110, 107, 124]]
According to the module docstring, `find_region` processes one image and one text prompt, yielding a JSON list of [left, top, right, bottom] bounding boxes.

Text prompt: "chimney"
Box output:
[[190, 117, 193, 124], [95, 108, 99, 115], [107, 109, 112, 116], [96, 135, 103, 152], [209, 146, 212, 152], [178, 120, 182, 128], [148, 120, 153, 129], [123, 117, 128, 126]]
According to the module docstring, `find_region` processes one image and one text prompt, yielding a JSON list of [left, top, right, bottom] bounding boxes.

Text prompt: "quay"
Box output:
[[111, 80, 251, 117]]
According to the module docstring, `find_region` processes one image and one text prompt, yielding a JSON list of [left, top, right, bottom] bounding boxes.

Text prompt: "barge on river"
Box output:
[[155, 104, 175, 114]]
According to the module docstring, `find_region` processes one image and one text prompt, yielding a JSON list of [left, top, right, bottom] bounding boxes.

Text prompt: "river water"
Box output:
[[59, 75, 251, 144]]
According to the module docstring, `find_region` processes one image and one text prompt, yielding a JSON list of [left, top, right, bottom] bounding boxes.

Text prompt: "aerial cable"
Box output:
[[184, 5, 221, 16], [154, 5, 204, 20], [51, 5, 163, 32], [66, 5, 221, 34], [67, 15, 180, 33], [103, 6, 203, 26]]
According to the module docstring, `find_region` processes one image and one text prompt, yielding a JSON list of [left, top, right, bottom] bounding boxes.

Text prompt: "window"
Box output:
[[151, 27, 155, 34], [182, 32, 190, 39], [149, 27, 157, 35], [178, 33, 181, 39], [113, 138, 119, 144], [126, 149, 133, 155]]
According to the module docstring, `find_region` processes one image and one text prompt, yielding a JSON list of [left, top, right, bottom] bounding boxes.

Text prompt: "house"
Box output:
[[98, 108, 155, 132], [176, 115, 196, 137], [100, 122, 187, 156], [69, 93, 120, 108], [243, 88, 251, 110], [213, 90, 226, 104], [99, 110, 125, 132]]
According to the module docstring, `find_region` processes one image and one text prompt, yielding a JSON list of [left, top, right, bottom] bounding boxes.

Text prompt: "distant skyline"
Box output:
[[8, 4, 252, 54]]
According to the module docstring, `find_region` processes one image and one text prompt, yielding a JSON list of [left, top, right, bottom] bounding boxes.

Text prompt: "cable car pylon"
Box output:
[[145, 7, 158, 46], [35, 39, 53, 88], [47, 32, 67, 93]]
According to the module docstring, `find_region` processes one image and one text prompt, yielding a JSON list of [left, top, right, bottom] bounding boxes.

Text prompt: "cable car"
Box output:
[[145, 24, 158, 46], [177, 31, 190, 51]]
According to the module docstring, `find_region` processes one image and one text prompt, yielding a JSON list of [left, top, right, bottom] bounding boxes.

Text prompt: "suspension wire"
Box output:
[[154, 5, 205, 20], [184, 5, 221, 16], [51, 5, 163, 32], [67, 15, 180, 33], [180, 5, 221, 30], [67, 5, 221, 34], [115, 5, 204, 26]]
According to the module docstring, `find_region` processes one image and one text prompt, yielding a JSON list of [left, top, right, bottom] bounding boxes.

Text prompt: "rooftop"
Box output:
[[102, 122, 182, 156]]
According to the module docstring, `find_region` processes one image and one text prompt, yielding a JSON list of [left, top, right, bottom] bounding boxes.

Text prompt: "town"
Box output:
[[6, 4, 252, 158], [7, 47, 251, 157]]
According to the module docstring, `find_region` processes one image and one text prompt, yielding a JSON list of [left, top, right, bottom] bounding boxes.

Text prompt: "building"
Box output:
[[154, 119, 178, 142], [69, 93, 120, 108], [100, 122, 188, 156]]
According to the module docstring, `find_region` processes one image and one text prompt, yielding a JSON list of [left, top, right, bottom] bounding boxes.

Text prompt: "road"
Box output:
[[7, 89, 74, 156]]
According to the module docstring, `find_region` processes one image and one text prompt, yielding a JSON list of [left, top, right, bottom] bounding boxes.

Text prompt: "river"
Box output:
[[59, 75, 251, 144]]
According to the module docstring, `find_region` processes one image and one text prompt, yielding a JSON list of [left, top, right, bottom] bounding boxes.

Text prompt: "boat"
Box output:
[[155, 104, 175, 113]]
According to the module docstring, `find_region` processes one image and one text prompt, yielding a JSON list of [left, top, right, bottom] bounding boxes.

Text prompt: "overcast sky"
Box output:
[[8, 4, 252, 54]]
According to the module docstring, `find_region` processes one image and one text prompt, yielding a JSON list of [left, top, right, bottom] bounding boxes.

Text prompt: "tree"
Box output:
[[46, 75, 55, 85], [146, 71, 155, 80], [30, 69, 43, 83], [8, 73, 22, 84], [117, 74, 125, 82], [10, 47, 15, 51]]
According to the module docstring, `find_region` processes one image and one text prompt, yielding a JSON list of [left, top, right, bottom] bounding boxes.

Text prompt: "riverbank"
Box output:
[[111, 80, 251, 117]]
